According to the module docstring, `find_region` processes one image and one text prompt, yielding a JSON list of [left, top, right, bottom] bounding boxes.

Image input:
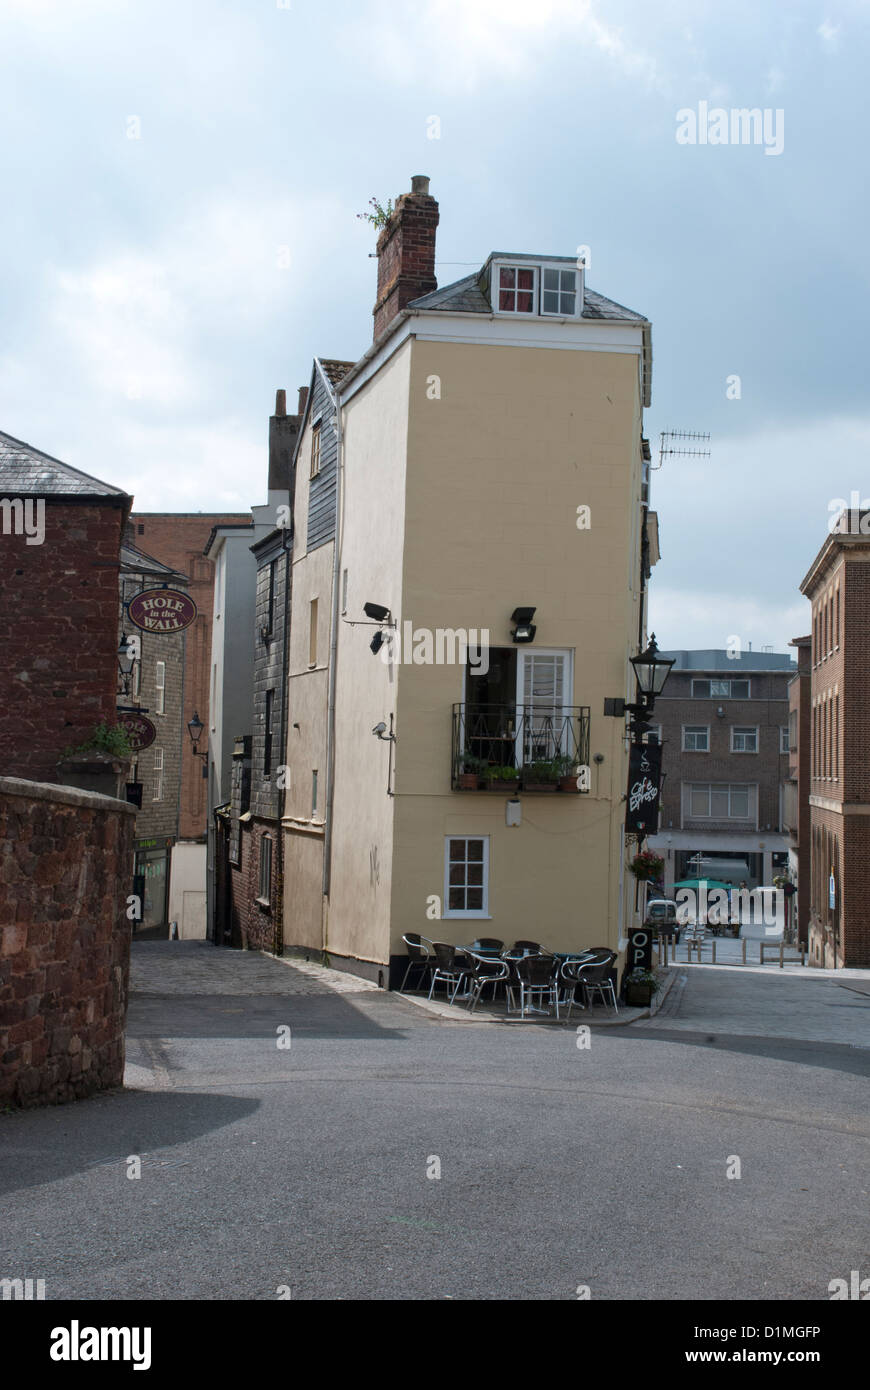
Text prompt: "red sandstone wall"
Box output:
[[0, 500, 126, 783], [0, 778, 136, 1107]]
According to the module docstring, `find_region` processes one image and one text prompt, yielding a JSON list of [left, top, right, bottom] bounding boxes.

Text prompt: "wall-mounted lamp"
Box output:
[[511, 606, 537, 643], [716, 705, 725, 718], [187, 711, 208, 761]]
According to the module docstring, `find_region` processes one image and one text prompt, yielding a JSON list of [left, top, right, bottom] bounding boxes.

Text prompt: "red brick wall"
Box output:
[[227, 819, 280, 953], [0, 500, 126, 783], [0, 777, 136, 1107], [129, 514, 249, 840]]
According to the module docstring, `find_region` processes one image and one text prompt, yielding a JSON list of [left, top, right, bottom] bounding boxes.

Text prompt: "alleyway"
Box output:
[[1, 941, 868, 1301]]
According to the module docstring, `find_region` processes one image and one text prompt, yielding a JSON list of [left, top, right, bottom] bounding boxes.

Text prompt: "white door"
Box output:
[[516, 650, 572, 766]]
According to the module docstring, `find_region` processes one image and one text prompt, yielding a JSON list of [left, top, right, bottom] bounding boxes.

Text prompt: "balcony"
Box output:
[[452, 703, 591, 792]]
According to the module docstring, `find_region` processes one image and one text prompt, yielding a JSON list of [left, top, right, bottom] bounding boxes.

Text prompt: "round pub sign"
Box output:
[[119, 713, 156, 751], [128, 587, 197, 634]]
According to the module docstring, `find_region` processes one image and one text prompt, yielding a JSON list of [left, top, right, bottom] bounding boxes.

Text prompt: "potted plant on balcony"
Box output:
[[629, 850, 665, 882], [483, 764, 520, 793], [456, 753, 486, 790], [623, 967, 661, 1007], [522, 758, 560, 791], [57, 722, 133, 800], [553, 753, 580, 792]]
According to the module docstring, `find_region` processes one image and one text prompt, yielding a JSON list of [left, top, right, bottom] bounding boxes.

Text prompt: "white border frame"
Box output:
[[443, 834, 490, 919]]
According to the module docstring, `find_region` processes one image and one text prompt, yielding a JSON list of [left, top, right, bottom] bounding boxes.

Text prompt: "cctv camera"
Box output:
[[372, 722, 387, 736]]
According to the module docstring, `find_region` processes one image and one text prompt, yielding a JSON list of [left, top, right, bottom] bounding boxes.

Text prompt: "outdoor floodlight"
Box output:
[[364, 602, 391, 623], [510, 606, 537, 643]]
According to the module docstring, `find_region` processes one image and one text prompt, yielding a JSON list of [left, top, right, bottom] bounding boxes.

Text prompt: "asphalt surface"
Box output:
[[1, 942, 868, 1301]]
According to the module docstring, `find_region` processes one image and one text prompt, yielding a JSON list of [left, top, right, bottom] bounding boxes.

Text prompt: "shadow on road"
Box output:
[[127, 991, 413, 1042], [615, 1022, 870, 1079], [0, 1088, 258, 1198]]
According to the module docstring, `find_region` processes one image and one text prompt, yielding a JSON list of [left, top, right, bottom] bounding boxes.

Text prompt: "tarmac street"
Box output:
[[1, 942, 868, 1301]]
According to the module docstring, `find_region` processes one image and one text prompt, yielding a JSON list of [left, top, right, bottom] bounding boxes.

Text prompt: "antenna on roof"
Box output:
[[653, 430, 711, 470]]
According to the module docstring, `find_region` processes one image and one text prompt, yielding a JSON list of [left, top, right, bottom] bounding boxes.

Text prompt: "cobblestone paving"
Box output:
[[129, 940, 380, 996]]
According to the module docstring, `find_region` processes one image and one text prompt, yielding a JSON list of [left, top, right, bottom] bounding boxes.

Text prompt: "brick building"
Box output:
[[800, 513, 870, 968], [119, 539, 190, 931], [783, 635, 811, 944], [0, 431, 131, 783], [647, 650, 795, 892], [214, 392, 301, 949], [127, 512, 248, 937]]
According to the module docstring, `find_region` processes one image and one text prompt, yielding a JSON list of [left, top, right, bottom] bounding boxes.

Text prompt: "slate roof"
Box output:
[[120, 541, 187, 582], [0, 430, 130, 498], [408, 257, 648, 324], [660, 650, 796, 672]]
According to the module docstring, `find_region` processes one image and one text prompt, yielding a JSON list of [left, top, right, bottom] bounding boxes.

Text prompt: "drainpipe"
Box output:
[[321, 388, 344, 922]]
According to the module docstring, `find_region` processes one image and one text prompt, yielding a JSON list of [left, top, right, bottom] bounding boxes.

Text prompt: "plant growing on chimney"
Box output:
[[356, 196, 394, 230]]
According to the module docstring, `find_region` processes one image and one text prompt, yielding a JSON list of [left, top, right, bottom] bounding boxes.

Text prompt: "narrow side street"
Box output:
[[1, 943, 867, 1302]]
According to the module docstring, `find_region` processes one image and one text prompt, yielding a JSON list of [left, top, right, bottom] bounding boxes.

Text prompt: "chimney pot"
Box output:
[[297, 386, 309, 417], [410, 175, 430, 195], [275, 389, 286, 417]]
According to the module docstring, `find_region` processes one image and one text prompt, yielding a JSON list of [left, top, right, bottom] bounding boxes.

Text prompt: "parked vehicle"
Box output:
[[643, 898, 681, 943]]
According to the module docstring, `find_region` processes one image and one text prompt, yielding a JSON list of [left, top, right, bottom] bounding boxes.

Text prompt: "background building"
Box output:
[[118, 538, 189, 933], [648, 649, 795, 892], [129, 512, 248, 938], [783, 634, 811, 944], [800, 513, 870, 968], [0, 431, 131, 783]]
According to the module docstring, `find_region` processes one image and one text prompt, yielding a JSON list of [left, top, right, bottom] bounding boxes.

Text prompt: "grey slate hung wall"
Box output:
[[250, 530, 291, 820], [306, 367, 339, 552]]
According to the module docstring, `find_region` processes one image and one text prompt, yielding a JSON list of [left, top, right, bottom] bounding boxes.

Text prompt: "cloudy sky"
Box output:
[[1, 0, 866, 652]]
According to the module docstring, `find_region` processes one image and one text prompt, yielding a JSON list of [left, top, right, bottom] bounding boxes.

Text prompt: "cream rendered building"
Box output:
[[282, 179, 658, 985]]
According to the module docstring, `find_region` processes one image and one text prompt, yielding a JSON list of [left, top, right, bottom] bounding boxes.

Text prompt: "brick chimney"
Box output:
[[372, 175, 439, 340], [268, 388, 303, 493]]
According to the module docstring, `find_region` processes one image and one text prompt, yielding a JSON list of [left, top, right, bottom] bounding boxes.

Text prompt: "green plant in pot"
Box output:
[[552, 753, 580, 792], [456, 752, 487, 789], [484, 764, 520, 791], [624, 967, 660, 1006], [522, 757, 560, 790]]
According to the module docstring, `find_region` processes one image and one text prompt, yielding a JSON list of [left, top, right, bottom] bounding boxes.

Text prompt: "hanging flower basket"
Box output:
[[629, 851, 664, 881]]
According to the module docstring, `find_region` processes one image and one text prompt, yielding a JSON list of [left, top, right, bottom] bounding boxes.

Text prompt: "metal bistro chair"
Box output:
[[560, 957, 594, 1019], [428, 942, 472, 1004], [573, 958, 619, 1015], [512, 953, 561, 1019], [465, 952, 511, 1013], [400, 934, 435, 993], [470, 937, 504, 954], [511, 939, 544, 955]]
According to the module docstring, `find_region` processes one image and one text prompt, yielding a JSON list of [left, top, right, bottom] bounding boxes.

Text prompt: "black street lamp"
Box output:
[[604, 634, 674, 737], [187, 711, 207, 760], [117, 634, 135, 695]]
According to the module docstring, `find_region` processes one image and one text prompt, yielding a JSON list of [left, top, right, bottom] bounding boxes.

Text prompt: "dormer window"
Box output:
[[493, 260, 582, 318], [498, 265, 536, 313], [542, 267, 577, 316]]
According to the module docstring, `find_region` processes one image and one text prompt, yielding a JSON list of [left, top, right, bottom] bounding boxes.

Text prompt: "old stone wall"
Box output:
[[0, 777, 136, 1107]]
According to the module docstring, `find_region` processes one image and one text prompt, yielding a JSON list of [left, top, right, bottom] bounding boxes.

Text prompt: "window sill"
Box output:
[[255, 897, 272, 911], [441, 914, 493, 921]]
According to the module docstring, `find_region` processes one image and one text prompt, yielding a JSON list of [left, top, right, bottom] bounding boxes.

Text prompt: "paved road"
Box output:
[[1, 942, 868, 1301]]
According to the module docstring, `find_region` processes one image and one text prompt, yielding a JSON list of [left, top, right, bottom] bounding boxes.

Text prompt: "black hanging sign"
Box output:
[[625, 741, 663, 835]]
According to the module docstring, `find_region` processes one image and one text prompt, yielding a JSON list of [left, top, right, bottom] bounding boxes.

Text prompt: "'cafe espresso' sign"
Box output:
[[128, 587, 197, 634], [625, 741, 663, 835]]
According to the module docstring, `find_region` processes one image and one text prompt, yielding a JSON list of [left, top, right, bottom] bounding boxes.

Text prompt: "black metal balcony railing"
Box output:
[[452, 703, 591, 791]]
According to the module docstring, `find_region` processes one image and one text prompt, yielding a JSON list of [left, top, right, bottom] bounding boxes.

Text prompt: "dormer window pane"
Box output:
[[542, 267, 577, 315], [498, 265, 535, 313]]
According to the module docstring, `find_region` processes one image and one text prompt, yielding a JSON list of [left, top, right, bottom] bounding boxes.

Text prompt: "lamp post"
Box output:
[[615, 634, 673, 742], [187, 711, 208, 762], [117, 634, 135, 696]]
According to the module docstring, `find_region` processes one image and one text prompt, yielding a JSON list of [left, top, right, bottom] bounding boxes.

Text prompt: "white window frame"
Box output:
[[152, 748, 164, 802], [516, 648, 574, 765], [493, 262, 538, 317], [540, 264, 580, 317], [731, 726, 759, 753], [258, 836, 272, 905], [155, 660, 165, 715], [780, 726, 790, 755], [682, 725, 709, 752], [309, 420, 322, 479], [684, 782, 756, 822], [443, 835, 490, 919]]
